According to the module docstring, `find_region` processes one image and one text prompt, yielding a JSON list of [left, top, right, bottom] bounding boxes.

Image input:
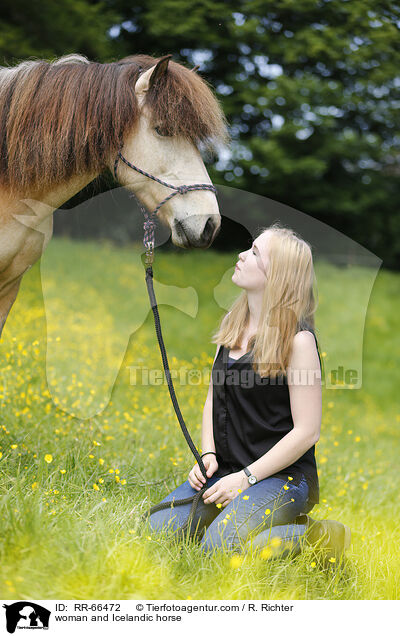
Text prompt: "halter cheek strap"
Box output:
[[113, 150, 218, 263]]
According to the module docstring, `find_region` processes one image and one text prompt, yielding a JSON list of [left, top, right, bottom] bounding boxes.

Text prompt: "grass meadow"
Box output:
[[0, 237, 399, 600]]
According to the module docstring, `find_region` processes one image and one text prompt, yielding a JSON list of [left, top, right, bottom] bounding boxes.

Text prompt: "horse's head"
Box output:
[[112, 56, 228, 249]]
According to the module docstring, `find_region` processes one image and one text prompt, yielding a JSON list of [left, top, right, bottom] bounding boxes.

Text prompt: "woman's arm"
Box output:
[[244, 331, 322, 482], [201, 344, 221, 454]]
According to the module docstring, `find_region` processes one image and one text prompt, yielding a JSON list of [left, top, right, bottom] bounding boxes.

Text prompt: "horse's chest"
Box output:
[[0, 214, 53, 291]]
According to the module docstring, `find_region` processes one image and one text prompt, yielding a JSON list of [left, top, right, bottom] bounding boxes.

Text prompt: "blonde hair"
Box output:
[[211, 222, 321, 378]]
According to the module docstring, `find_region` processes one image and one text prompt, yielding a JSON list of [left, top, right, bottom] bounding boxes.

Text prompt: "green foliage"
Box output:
[[0, 0, 118, 61], [108, 0, 400, 265]]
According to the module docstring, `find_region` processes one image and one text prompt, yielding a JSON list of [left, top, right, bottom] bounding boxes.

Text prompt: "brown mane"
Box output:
[[0, 53, 229, 197]]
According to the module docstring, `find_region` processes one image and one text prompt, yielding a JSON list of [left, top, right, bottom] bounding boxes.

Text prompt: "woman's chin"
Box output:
[[232, 272, 241, 287]]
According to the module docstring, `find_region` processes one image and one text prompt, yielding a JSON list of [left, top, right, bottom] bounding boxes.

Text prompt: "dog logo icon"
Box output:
[[2, 602, 51, 633]]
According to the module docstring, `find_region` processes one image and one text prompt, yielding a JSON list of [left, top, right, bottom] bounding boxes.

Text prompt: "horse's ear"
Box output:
[[135, 55, 172, 97]]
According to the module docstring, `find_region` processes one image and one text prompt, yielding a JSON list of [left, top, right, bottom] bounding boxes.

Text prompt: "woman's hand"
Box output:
[[202, 471, 249, 507], [188, 454, 218, 490]]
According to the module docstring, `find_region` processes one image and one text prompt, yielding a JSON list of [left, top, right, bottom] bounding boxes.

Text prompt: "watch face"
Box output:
[[249, 475, 257, 485]]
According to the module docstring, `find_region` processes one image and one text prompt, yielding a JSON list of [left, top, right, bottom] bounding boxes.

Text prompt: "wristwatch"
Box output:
[[243, 466, 258, 486]]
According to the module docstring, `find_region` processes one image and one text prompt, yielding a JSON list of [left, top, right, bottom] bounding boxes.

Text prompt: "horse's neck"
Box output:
[[0, 170, 100, 274], [0, 170, 99, 224]]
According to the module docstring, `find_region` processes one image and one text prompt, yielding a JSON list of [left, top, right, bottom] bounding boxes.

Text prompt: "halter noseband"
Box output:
[[113, 150, 218, 265]]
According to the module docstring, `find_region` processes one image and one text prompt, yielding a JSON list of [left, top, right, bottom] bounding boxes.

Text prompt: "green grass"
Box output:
[[0, 237, 399, 599]]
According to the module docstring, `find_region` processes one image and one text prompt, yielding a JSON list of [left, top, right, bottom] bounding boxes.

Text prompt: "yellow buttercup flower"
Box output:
[[44, 454, 53, 463], [265, 508, 271, 515], [242, 495, 249, 500], [283, 485, 289, 490], [216, 503, 222, 508], [260, 547, 273, 560], [60, 469, 66, 474], [93, 483, 99, 491], [288, 476, 293, 481], [229, 555, 243, 569]]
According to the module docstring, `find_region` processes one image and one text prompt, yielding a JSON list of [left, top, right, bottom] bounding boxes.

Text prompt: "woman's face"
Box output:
[[232, 232, 269, 291]]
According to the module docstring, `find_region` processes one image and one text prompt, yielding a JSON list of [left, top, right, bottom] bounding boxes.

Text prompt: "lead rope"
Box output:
[[142, 265, 210, 540], [114, 150, 218, 540]]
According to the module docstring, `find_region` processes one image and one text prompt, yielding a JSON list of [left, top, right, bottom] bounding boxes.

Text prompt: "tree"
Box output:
[[1, 0, 399, 267], [0, 0, 118, 61], [106, 0, 400, 267]]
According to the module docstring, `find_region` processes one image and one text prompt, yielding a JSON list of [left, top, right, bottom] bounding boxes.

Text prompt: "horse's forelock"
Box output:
[[142, 58, 230, 154]]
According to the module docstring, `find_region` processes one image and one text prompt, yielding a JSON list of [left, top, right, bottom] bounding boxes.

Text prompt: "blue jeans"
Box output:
[[147, 473, 314, 556]]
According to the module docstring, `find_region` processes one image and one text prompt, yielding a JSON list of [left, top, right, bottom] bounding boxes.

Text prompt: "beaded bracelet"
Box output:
[[201, 451, 217, 458]]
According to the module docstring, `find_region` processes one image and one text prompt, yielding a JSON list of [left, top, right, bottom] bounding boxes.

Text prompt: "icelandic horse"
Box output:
[[0, 53, 229, 339]]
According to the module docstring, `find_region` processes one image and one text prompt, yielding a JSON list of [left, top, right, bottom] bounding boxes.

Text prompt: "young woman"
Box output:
[[148, 222, 351, 565]]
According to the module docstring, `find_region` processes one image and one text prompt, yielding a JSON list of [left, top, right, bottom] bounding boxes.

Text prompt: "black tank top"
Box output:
[[211, 330, 321, 505]]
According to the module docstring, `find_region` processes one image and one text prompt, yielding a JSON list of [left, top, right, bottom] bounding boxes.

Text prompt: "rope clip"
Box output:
[[145, 241, 154, 266]]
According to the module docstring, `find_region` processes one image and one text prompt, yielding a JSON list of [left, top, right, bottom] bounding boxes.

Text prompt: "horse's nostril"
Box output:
[[201, 215, 219, 243], [175, 219, 186, 235]]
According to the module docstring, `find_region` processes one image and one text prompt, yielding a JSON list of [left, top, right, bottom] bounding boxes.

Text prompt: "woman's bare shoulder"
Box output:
[[294, 329, 316, 341], [290, 330, 319, 369]]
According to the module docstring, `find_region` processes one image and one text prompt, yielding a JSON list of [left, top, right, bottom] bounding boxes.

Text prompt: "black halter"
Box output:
[[113, 150, 218, 264]]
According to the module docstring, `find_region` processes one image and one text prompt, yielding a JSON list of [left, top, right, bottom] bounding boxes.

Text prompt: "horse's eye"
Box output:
[[154, 126, 169, 137]]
